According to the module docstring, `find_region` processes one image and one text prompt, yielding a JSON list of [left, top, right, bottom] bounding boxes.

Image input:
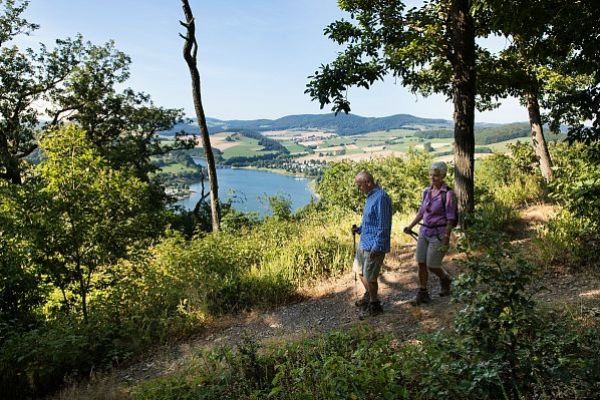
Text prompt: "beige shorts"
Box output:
[[353, 248, 385, 282], [416, 234, 447, 269]]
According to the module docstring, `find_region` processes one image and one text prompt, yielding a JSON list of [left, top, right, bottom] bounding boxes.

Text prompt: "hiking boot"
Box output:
[[368, 301, 383, 316], [412, 289, 431, 305], [359, 301, 383, 319], [439, 275, 452, 297], [355, 292, 369, 310]]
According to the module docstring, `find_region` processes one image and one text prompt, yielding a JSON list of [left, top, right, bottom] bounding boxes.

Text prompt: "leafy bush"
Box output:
[[540, 209, 595, 268], [399, 227, 599, 400], [131, 303, 598, 400], [317, 151, 431, 214], [261, 193, 293, 221], [0, 182, 46, 330], [473, 143, 545, 233], [0, 199, 356, 398], [131, 328, 407, 400], [542, 142, 600, 268]]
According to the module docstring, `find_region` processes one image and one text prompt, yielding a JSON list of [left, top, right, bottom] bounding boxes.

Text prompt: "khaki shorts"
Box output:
[[416, 234, 447, 269], [353, 248, 385, 282]]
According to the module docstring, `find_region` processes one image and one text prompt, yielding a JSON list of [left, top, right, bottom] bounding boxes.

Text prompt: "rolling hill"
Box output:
[[160, 113, 453, 136]]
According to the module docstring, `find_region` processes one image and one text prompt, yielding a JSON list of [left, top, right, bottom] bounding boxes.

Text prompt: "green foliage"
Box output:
[[451, 244, 538, 398], [397, 217, 600, 400], [261, 193, 293, 221], [131, 298, 599, 400], [317, 151, 431, 214], [28, 126, 157, 321], [549, 142, 600, 222], [475, 123, 530, 145], [132, 327, 407, 400], [0, 181, 45, 329], [0, 316, 92, 398], [472, 142, 544, 232], [153, 149, 203, 189], [46, 40, 191, 182], [0, 204, 356, 398], [220, 207, 260, 233], [541, 142, 600, 268], [400, 307, 599, 400], [0, 20, 85, 183]]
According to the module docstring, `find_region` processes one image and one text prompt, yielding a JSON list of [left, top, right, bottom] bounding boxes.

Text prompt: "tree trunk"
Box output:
[[525, 92, 553, 182], [4, 158, 22, 184], [0, 137, 22, 184], [180, 0, 220, 231], [449, 0, 476, 223]]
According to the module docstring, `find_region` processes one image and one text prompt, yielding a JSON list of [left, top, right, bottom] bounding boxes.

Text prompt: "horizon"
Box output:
[[199, 112, 528, 126], [18, 0, 528, 124]]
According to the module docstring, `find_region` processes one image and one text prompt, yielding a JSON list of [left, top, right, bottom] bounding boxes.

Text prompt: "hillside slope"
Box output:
[[49, 205, 599, 400]]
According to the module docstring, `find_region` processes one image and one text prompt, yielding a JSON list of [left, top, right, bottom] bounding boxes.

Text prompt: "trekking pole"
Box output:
[[352, 224, 358, 301], [352, 225, 357, 281]]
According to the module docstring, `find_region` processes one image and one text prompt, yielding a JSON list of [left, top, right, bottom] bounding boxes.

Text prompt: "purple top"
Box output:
[[418, 184, 457, 237]]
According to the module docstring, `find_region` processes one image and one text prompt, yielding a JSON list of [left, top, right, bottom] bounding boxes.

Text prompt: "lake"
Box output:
[[176, 161, 315, 216]]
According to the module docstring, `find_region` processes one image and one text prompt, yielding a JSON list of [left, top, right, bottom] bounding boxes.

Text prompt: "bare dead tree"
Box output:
[[180, 0, 220, 231]]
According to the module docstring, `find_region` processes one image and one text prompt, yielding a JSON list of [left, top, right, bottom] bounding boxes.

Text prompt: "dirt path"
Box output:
[[51, 205, 599, 399], [113, 244, 459, 385]]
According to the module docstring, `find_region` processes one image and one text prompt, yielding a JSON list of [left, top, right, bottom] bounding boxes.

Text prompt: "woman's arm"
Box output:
[[442, 189, 458, 245], [404, 211, 423, 233]]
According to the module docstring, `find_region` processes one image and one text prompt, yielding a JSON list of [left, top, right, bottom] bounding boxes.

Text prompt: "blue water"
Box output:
[[176, 160, 314, 216]]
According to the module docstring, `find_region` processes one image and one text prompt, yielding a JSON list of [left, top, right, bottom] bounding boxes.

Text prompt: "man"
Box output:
[[352, 171, 392, 317]]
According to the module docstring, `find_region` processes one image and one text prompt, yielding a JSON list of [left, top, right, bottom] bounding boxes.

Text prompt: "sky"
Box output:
[[18, 0, 528, 123]]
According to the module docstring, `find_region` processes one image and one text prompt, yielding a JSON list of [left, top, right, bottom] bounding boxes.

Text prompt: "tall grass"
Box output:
[[0, 207, 357, 398]]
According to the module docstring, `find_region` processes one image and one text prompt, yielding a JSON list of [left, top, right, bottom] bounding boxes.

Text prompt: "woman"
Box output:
[[404, 161, 456, 305]]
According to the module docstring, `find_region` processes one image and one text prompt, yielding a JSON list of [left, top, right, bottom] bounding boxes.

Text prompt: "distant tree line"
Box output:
[[475, 123, 531, 145], [162, 113, 451, 137], [415, 124, 563, 146], [232, 129, 290, 154], [415, 129, 455, 139], [223, 152, 284, 167]]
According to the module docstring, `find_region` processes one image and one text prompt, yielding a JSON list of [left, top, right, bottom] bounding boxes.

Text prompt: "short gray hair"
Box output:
[[355, 170, 374, 183], [429, 161, 447, 177]]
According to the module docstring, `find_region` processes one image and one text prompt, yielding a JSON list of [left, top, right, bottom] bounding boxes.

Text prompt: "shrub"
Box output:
[[400, 233, 599, 400], [317, 151, 431, 214], [131, 328, 407, 400], [542, 142, 600, 268], [0, 205, 358, 398], [473, 144, 545, 233], [261, 193, 293, 221]]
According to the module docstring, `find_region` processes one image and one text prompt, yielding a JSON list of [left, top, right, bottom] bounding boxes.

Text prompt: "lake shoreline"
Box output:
[[176, 162, 316, 215]]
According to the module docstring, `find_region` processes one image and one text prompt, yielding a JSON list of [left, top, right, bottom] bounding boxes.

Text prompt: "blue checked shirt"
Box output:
[[357, 186, 392, 253]]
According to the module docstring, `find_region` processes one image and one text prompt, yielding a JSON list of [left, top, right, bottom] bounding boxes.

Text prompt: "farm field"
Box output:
[[180, 122, 558, 170]]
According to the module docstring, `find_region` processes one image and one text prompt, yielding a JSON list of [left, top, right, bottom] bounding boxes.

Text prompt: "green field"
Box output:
[[345, 147, 365, 155], [281, 141, 309, 154], [181, 124, 560, 164], [159, 164, 198, 174], [487, 138, 529, 153], [321, 129, 417, 148], [322, 137, 357, 146], [386, 142, 417, 152], [221, 136, 278, 159]]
